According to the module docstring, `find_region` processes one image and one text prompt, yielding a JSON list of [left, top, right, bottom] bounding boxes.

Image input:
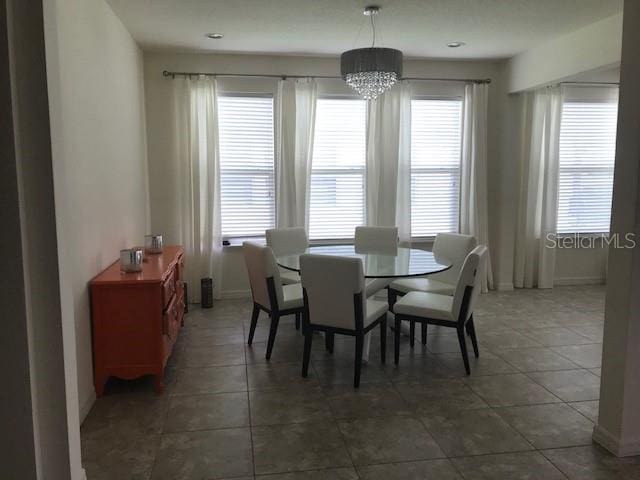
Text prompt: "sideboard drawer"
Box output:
[[162, 269, 176, 309], [176, 254, 185, 282], [163, 294, 180, 341]]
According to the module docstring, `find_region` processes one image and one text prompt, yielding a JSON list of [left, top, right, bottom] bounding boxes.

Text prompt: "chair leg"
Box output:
[[421, 322, 427, 345], [302, 329, 313, 377], [380, 317, 387, 364], [467, 317, 480, 358], [394, 315, 401, 365], [325, 332, 334, 353], [457, 326, 471, 375], [409, 321, 415, 348], [265, 312, 280, 360], [388, 289, 398, 313], [354, 333, 364, 388], [247, 303, 260, 345], [295, 312, 301, 331]]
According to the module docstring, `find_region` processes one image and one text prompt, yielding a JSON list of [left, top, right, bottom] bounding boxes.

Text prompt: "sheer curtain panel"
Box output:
[[366, 81, 412, 240], [276, 78, 317, 229], [460, 83, 493, 291], [514, 87, 563, 289], [173, 77, 224, 300]]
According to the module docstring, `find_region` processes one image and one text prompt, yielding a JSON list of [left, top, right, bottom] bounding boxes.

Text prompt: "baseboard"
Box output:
[[220, 289, 251, 299], [79, 390, 96, 423], [495, 282, 514, 291], [554, 276, 606, 286], [593, 424, 640, 457]]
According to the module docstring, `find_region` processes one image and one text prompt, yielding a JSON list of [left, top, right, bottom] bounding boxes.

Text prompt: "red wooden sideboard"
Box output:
[[90, 245, 185, 396]]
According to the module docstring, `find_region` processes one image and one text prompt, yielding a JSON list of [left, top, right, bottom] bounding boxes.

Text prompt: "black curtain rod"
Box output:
[[162, 70, 491, 84]]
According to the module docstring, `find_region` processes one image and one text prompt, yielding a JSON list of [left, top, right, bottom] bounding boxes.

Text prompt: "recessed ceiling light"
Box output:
[[447, 41, 466, 48], [206, 33, 224, 39]]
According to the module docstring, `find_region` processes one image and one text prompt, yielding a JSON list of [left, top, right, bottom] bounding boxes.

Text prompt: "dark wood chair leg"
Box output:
[[247, 303, 260, 345], [421, 322, 427, 345], [409, 321, 415, 348], [354, 333, 364, 388], [394, 315, 402, 365], [388, 288, 398, 313], [325, 332, 334, 353], [467, 318, 480, 358], [380, 317, 387, 364], [302, 329, 313, 377], [265, 312, 280, 360], [295, 312, 301, 331], [457, 326, 471, 375]]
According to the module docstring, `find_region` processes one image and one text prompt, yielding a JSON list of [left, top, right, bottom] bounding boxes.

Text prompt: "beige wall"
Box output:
[[44, 0, 150, 426]]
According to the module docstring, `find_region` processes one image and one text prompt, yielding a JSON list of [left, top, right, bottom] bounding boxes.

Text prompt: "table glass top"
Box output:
[[276, 244, 451, 279]]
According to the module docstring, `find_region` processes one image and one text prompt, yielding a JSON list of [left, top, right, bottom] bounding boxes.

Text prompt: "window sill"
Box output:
[[223, 237, 266, 248]]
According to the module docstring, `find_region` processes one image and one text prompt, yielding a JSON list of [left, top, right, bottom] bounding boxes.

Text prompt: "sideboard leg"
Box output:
[[153, 374, 165, 394]]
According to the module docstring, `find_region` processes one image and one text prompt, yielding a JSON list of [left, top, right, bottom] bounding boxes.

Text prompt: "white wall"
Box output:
[[44, 0, 150, 428], [143, 52, 509, 296]]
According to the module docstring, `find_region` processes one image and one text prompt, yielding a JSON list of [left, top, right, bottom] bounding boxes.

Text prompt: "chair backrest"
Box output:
[[265, 227, 308, 257], [242, 241, 283, 309], [354, 226, 398, 254], [431, 233, 477, 285], [451, 245, 488, 323], [300, 254, 365, 330]]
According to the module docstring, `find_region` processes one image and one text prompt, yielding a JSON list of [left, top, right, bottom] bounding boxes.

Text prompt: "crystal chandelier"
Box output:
[[340, 6, 403, 100]]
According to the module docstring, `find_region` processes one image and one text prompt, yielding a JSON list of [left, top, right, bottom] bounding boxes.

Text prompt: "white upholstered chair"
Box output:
[[242, 241, 304, 359], [354, 226, 399, 298], [388, 233, 476, 316], [265, 227, 308, 285], [300, 254, 388, 387], [393, 245, 488, 375]]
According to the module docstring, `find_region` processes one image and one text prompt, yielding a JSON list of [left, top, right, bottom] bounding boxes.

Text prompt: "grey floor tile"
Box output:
[[480, 330, 543, 350], [249, 387, 333, 426], [246, 338, 305, 364], [248, 362, 319, 391], [181, 343, 246, 367], [466, 373, 562, 407], [356, 459, 462, 479], [252, 421, 352, 475], [494, 347, 580, 372], [590, 368, 602, 377], [568, 400, 599, 422], [542, 445, 640, 480], [163, 392, 249, 432], [172, 365, 247, 395], [396, 379, 488, 415], [384, 355, 454, 383], [183, 326, 245, 346], [567, 323, 604, 343], [424, 333, 471, 354], [452, 451, 567, 480], [552, 344, 603, 369], [151, 428, 253, 480], [256, 467, 358, 479], [338, 416, 445, 465], [313, 358, 389, 386], [528, 369, 600, 402], [325, 383, 410, 419], [497, 403, 595, 449], [435, 350, 517, 376], [521, 327, 594, 346], [421, 408, 533, 456], [82, 431, 159, 480]]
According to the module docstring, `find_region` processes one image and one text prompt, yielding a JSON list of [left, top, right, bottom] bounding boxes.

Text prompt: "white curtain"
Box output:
[[460, 83, 493, 292], [514, 86, 563, 289], [173, 76, 224, 300], [366, 80, 412, 241], [276, 78, 317, 229]]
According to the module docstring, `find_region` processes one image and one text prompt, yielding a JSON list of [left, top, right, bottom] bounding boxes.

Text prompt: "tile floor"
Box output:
[[81, 285, 640, 479]]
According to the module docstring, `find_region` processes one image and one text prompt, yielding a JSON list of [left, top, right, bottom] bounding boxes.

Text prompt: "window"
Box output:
[[218, 95, 275, 238], [308, 98, 367, 240], [557, 100, 618, 234], [410, 98, 463, 237]]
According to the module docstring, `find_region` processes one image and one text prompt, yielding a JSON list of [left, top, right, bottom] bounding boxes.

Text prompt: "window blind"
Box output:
[[308, 98, 367, 240], [218, 95, 275, 238], [410, 99, 463, 238], [557, 101, 618, 234]]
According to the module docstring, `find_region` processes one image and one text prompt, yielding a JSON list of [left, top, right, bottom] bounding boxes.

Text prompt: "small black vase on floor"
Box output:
[[201, 278, 213, 308]]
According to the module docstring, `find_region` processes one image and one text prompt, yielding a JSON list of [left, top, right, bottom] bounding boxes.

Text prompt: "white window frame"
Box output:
[[409, 95, 464, 242], [218, 92, 277, 241]]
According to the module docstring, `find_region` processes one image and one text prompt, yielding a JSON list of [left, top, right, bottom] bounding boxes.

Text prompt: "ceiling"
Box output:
[[107, 0, 622, 59]]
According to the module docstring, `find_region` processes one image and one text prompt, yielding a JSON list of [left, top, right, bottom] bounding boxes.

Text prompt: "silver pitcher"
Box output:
[[145, 234, 163, 254], [120, 248, 143, 273]]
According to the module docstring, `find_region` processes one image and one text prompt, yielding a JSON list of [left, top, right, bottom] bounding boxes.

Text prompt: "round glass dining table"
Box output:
[[276, 244, 451, 278]]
